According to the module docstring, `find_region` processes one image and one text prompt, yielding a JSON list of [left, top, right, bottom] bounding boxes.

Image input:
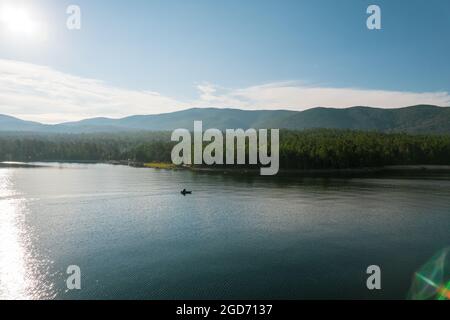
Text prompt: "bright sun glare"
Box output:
[[0, 4, 41, 38]]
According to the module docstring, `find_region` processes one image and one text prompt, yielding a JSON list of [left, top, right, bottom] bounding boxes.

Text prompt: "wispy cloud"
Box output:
[[194, 83, 450, 111], [0, 59, 449, 123], [0, 59, 183, 123]]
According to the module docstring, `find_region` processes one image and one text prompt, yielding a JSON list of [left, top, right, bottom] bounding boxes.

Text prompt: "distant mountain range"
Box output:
[[1, 105, 449, 134]]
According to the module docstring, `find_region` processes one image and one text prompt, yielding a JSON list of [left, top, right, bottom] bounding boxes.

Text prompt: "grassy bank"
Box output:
[[143, 162, 179, 169]]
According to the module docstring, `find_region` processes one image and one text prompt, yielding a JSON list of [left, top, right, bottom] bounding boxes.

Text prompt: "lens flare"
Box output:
[[408, 247, 450, 300]]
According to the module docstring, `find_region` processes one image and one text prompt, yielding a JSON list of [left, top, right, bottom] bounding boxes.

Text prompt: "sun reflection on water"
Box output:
[[0, 170, 55, 300]]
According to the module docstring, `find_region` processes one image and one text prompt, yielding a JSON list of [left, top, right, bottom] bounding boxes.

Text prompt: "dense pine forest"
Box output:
[[0, 130, 449, 170]]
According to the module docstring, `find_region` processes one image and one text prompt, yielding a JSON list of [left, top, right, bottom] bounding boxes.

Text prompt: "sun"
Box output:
[[0, 4, 41, 38]]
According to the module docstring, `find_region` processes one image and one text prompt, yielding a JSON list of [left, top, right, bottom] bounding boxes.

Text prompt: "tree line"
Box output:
[[0, 129, 449, 169]]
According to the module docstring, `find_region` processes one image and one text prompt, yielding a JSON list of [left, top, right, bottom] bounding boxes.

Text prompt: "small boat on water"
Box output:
[[181, 189, 192, 196]]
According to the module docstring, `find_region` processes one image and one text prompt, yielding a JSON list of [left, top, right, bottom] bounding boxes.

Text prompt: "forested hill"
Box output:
[[1, 105, 449, 134]]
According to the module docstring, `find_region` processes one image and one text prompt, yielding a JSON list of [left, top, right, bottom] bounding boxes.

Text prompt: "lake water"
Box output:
[[0, 163, 449, 300]]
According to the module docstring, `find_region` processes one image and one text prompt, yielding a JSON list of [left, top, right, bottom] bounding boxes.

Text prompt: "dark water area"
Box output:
[[0, 163, 449, 299]]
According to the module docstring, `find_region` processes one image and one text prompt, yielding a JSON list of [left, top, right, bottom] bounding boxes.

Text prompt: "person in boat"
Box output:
[[181, 189, 192, 195]]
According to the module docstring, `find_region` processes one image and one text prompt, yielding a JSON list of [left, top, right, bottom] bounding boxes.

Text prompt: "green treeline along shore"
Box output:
[[0, 129, 449, 171]]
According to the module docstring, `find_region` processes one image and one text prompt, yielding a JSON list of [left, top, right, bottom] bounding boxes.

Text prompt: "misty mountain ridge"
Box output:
[[0, 105, 449, 134]]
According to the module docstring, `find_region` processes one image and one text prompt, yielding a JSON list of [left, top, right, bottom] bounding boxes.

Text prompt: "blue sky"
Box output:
[[0, 0, 449, 123]]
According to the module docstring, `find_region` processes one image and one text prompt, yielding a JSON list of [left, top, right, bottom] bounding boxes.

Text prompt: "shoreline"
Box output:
[[0, 162, 46, 168], [187, 165, 450, 176], [2, 161, 450, 175], [115, 162, 450, 176]]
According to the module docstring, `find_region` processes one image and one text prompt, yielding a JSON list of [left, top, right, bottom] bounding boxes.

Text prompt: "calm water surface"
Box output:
[[0, 163, 449, 299]]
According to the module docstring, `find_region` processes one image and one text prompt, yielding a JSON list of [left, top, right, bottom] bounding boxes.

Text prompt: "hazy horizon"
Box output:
[[1, 103, 450, 126]]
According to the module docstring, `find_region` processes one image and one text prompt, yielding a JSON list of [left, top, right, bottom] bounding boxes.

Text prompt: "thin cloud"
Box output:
[[0, 59, 449, 124], [194, 83, 450, 110], [0, 59, 183, 123]]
